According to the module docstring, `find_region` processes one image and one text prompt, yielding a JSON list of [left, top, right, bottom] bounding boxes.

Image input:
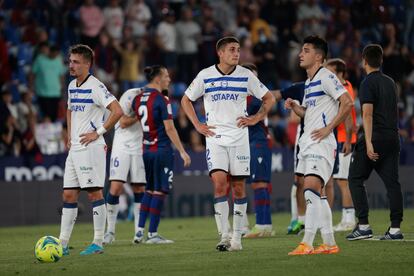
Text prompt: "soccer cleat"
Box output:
[[379, 228, 404, 240], [288, 242, 314, 256], [288, 221, 305, 235], [103, 232, 115, 245], [62, 246, 69, 256], [227, 240, 243, 251], [244, 226, 275, 238], [346, 226, 373, 241], [145, 235, 174, 244], [80, 244, 104, 256], [287, 220, 297, 233], [312, 244, 340, 254], [216, 236, 231, 251], [333, 222, 355, 232], [133, 230, 145, 244]]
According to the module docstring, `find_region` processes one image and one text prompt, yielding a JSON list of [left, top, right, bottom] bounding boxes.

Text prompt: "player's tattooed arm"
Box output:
[[284, 98, 305, 118], [119, 115, 138, 128], [237, 91, 275, 127]]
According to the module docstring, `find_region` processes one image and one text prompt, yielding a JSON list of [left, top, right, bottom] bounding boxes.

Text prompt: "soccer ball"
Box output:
[[34, 236, 63, 263]]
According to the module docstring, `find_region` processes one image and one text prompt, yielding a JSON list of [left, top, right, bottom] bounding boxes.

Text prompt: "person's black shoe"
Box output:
[[346, 225, 373, 241], [379, 227, 404, 240]]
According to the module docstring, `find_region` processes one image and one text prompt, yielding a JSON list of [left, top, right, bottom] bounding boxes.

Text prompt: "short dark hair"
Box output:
[[216, 36, 240, 51], [326, 58, 347, 75], [241, 63, 258, 73], [303, 35, 328, 60], [362, 44, 383, 68], [144, 65, 166, 82], [69, 44, 94, 66]]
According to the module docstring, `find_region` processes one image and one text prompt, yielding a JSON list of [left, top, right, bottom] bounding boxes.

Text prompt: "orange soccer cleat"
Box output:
[[312, 244, 340, 254], [288, 242, 314, 256]]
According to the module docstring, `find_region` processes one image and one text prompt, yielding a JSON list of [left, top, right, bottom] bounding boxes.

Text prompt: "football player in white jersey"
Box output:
[[59, 44, 123, 256], [103, 87, 146, 245], [181, 36, 275, 251], [285, 36, 352, 255]]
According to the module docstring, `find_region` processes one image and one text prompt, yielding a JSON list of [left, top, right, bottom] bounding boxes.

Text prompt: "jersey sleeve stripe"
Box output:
[[69, 89, 92, 94], [305, 91, 325, 99], [205, 86, 248, 93], [304, 80, 322, 89], [203, 77, 248, 83], [70, 98, 94, 103]]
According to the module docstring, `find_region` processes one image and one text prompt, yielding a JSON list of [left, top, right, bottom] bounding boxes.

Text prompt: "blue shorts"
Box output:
[[247, 143, 271, 184], [143, 148, 174, 193]]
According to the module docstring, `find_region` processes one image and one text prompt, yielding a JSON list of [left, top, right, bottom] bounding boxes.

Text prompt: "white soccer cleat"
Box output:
[[133, 230, 145, 244], [145, 235, 174, 244], [228, 240, 243, 251], [216, 235, 231, 251], [103, 232, 115, 245], [333, 222, 356, 232]]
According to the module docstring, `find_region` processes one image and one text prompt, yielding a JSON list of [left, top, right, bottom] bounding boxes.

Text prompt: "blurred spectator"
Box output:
[[156, 10, 177, 76], [17, 88, 38, 133], [35, 117, 65, 155], [103, 0, 124, 42], [406, 115, 414, 143], [79, 0, 105, 48], [176, 6, 201, 84], [0, 89, 21, 156], [199, 18, 221, 69], [21, 116, 42, 161], [174, 107, 193, 146], [249, 3, 271, 45], [114, 39, 142, 93], [30, 43, 66, 121], [239, 36, 256, 65], [126, 0, 152, 39], [297, 0, 326, 38], [253, 28, 278, 89], [189, 129, 205, 152], [94, 32, 118, 95]]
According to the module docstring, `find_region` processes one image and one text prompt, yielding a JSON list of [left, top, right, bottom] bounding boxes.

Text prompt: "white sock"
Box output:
[[106, 203, 118, 234], [290, 184, 298, 221], [341, 208, 347, 223], [389, 227, 400, 234], [302, 190, 320, 247], [233, 200, 247, 241], [320, 197, 336, 246], [298, 215, 306, 224], [92, 200, 106, 247], [359, 224, 370, 230], [214, 200, 230, 239], [59, 204, 78, 247], [242, 210, 249, 229], [345, 208, 355, 224], [134, 202, 141, 234]]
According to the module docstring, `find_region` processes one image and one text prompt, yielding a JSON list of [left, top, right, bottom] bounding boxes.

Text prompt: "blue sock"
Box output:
[[263, 188, 272, 225], [138, 192, 152, 228], [134, 192, 144, 203], [106, 193, 119, 205], [254, 188, 268, 225], [148, 194, 166, 233]]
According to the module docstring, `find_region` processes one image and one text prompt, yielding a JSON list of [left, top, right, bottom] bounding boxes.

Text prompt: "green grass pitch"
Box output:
[[0, 210, 413, 276]]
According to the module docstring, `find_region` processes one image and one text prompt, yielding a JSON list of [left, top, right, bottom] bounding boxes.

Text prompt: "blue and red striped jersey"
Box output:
[[247, 95, 269, 144], [132, 87, 173, 152]]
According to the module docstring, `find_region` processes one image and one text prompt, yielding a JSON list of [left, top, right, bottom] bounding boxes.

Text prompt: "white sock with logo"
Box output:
[[320, 197, 336, 246], [92, 199, 106, 247], [106, 203, 118, 234], [290, 184, 298, 221], [233, 198, 248, 242], [302, 190, 320, 247], [214, 197, 230, 239], [59, 203, 78, 247]]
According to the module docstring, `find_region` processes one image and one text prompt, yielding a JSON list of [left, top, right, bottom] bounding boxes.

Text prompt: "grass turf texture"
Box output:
[[0, 210, 413, 276]]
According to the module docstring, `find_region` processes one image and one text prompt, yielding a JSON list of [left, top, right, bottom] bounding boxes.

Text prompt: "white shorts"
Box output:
[[206, 141, 250, 176], [333, 152, 351, 179], [63, 144, 107, 189], [295, 143, 335, 186], [109, 148, 146, 184]]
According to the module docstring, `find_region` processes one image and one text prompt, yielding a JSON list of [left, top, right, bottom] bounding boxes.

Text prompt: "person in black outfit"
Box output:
[[347, 44, 404, 241]]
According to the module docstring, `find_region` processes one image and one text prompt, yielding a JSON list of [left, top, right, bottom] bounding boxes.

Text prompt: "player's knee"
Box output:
[[232, 185, 246, 198], [86, 188, 104, 202], [132, 184, 145, 193], [62, 190, 79, 203], [109, 182, 124, 196]]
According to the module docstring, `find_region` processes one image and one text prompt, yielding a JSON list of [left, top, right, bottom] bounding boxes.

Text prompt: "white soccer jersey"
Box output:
[[67, 75, 117, 151], [112, 88, 143, 154], [299, 67, 347, 153], [185, 65, 268, 146]]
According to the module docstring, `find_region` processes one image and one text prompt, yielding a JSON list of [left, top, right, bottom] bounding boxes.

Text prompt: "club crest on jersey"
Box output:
[[220, 80, 228, 88]]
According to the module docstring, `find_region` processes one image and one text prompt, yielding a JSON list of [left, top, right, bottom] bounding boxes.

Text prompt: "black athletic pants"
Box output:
[[348, 138, 403, 228]]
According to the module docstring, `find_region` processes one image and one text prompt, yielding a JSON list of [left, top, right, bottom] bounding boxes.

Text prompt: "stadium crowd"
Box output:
[[1, 0, 414, 158]]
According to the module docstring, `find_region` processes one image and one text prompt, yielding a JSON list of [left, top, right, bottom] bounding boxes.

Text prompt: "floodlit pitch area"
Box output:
[[1, 210, 413, 276]]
